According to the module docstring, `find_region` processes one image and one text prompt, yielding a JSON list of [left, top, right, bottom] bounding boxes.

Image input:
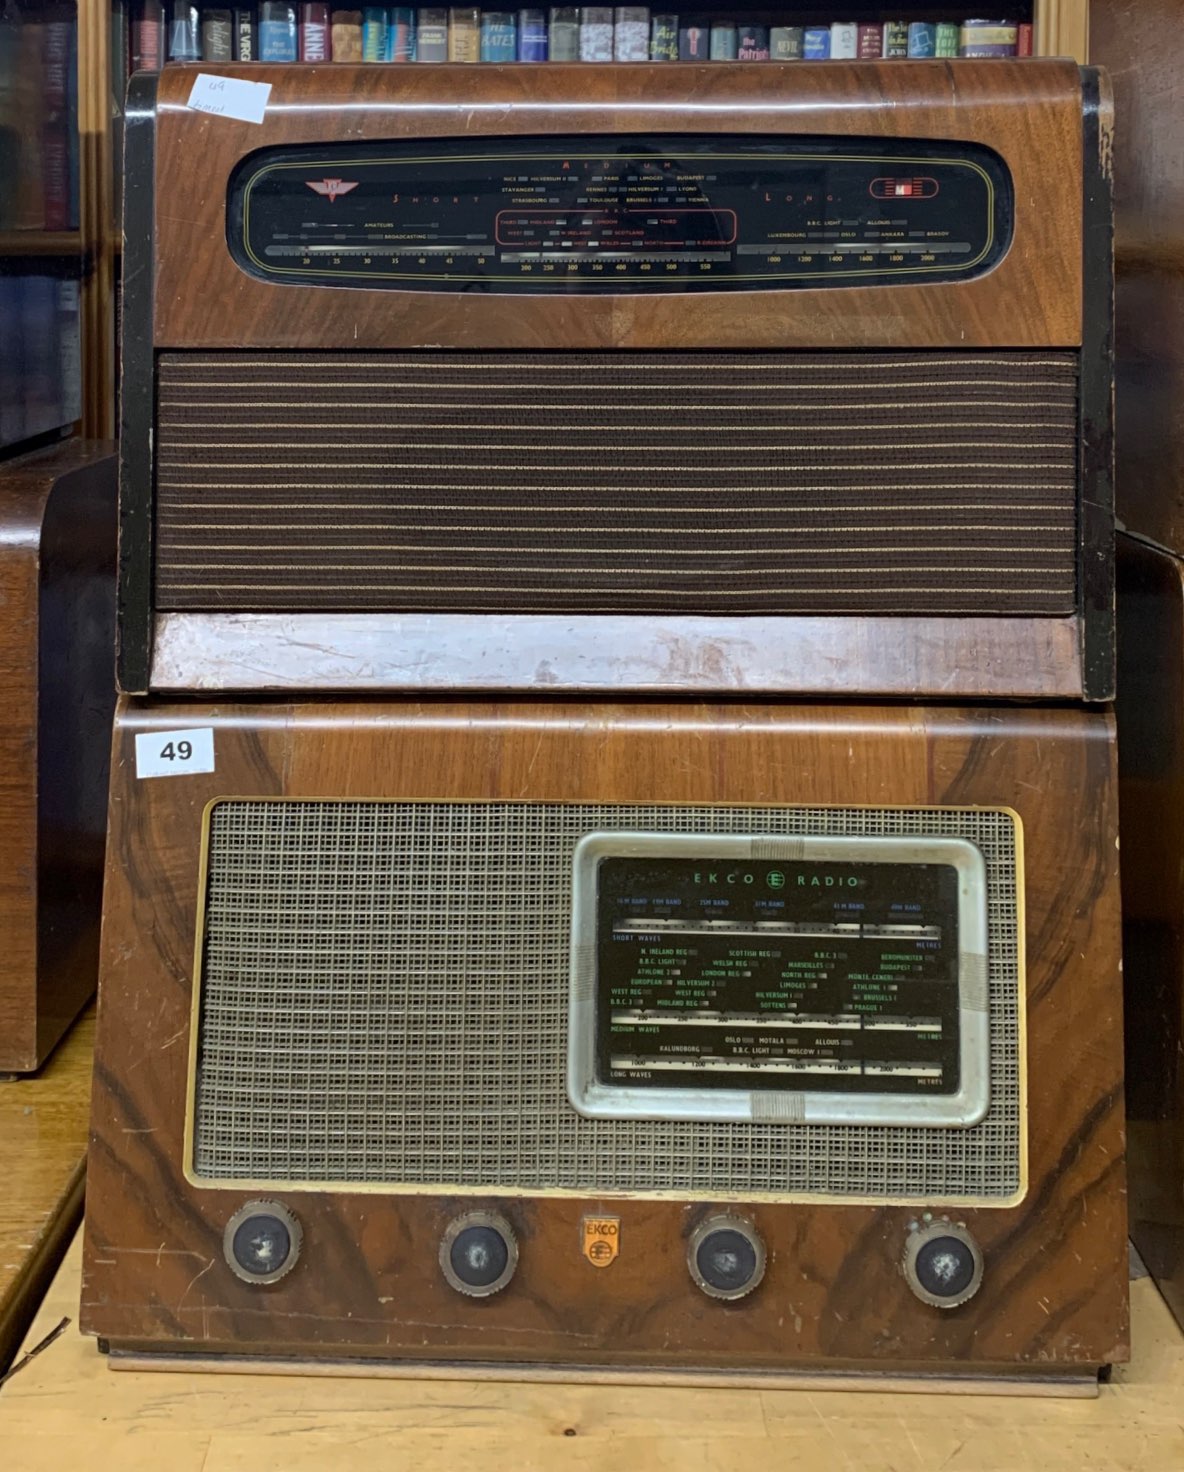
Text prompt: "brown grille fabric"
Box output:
[[154, 351, 1078, 616]]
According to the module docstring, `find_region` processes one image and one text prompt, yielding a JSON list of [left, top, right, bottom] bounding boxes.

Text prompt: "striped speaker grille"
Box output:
[[154, 350, 1078, 616]]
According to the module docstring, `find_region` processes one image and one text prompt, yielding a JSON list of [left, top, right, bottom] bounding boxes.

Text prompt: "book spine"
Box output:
[[829, 21, 857, 59], [613, 7, 649, 62], [737, 24, 769, 61], [416, 8, 448, 59], [259, 2, 298, 59], [548, 7, 578, 60], [769, 26, 802, 60], [42, 21, 71, 231], [331, 9, 363, 58], [235, 8, 257, 60], [168, 2, 201, 60], [881, 20, 908, 57], [934, 21, 959, 56], [1018, 22, 1033, 56], [518, 9, 547, 59], [579, 7, 613, 61], [203, 9, 235, 59], [361, 7, 388, 59], [389, 7, 415, 58], [133, 1, 166, 69], [449, 7, 480, 60], [907, 21, 936, 58], [856, 23, 881, 58], [708, 22, 736, 60], [650, 13, 677, 61], [959, 21, 1019, 57], [802, 25, 829, 60], [480, 12, 517, 61], [299, 3, 329, 58]]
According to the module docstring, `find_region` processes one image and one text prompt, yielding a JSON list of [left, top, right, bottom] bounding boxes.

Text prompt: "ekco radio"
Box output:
[[83, 61, 1126, 1389]]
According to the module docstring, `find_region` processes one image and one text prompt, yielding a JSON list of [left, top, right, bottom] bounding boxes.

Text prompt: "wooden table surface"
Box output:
[[0, 1009, 94, 1373], [2, 1230, 1182, 1472]]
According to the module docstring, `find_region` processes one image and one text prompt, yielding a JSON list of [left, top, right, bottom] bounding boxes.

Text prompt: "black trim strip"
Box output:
[[1079, 66, 1117, 702], [116, 72, 159, 695]]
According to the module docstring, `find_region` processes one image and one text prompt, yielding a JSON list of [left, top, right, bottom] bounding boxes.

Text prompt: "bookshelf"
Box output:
[[7, 0, 1092, 451]]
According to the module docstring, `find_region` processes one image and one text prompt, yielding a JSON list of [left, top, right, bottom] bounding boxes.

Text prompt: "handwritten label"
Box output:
[[135, 728, 216, 780], [186, 73, 271, 126]]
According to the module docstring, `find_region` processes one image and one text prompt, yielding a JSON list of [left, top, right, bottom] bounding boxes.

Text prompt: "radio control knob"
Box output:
[[903, 1219, 983, 1308], [223, 1199, 302, 1285], [440, 1211, 518, 1298], [688, 1215, 766, 1301]]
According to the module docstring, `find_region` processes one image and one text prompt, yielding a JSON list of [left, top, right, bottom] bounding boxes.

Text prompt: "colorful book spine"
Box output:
[[881, 20, 908, 57], [387, 7, 415, 58], [650, 13, 677, 61], [331, 9, 363, 57], [708, 22, 736, 60], [449, 7, 480, 59], [518, 9, 547, 59], [959, 20, 1019, 57], [935, 21, 959, 56], [856, 23, 881, 58], [361, 7, 388, 59], [133, 0, 166, 69], [907, 21, 936, 57], [548, 6, 579, 59], [416, 7, 448, 59], [1017, 22, 1033, 56], [614, 7, 649, 61], [737, 24, 769, 61], [259, 2, 298, 58], [580, 7, 613, 61], [480, 11, 517, 59], [802, 25, 829, 60], [235, 8, 257, 60], [299, 3, 330, 58], [829, 21, 856, 59], [168, 2, 201, 59], [770, 26, 803, 60]]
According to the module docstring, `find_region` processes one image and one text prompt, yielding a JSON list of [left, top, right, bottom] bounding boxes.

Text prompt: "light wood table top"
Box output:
[[0, 1009, 94, 1372], [2, 1228, 1182, 1472]]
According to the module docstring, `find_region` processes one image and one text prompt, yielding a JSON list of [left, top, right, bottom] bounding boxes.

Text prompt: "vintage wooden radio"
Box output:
[[0, 440, 116, 1073], [118, 60, 1113, 701], [81, 698, 1127, 1385]]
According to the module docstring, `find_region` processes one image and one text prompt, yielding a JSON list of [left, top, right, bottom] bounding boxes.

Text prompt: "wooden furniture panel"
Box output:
[[0, 441, 116, 1073], [1117, 533, 1184, 1332], [0, 1010, 94, 1375], [151, 61, 1085, 351], [82, 699, 1127, 1379]]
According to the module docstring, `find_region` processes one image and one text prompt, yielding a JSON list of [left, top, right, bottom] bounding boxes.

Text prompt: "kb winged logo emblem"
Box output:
[[305, 178, 359, 202]]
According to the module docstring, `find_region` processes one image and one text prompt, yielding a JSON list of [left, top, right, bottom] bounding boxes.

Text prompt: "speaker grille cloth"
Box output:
[[155, 350, 1077, 616], [192, 802, 1021, 1199]]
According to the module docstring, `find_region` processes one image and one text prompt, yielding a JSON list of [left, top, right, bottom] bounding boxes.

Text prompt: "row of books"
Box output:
[[0, 8, 80, 232], [0, 276, 82, 451], [133, 5, 1034, 66]]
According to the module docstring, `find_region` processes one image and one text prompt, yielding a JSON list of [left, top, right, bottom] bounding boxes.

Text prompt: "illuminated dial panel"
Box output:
[[227, 134, 1012, 294]]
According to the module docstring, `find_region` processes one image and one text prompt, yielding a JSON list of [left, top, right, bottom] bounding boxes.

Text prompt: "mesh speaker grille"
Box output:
[[192, 802, 1022, 1200], [155, 350, 1078, 616]]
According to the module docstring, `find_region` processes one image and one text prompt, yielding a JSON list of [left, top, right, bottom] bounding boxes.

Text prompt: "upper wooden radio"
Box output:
[[120, 62, 1113, 699]]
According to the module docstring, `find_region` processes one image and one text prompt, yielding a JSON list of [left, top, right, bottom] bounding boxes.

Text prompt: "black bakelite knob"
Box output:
[[688, 1216, 766, 1301], [223, 1200, 302, 1285], [440, 1211, 518, 1297]]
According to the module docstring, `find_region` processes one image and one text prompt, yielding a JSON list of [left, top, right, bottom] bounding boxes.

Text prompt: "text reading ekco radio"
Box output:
[[83, 57, 1124, 1391]]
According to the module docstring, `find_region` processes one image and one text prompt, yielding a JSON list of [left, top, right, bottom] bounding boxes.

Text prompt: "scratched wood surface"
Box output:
[[3, 1230, 1184, 1471], [0, 1010, 94, 1374], [83, 699, 1127, 1375]]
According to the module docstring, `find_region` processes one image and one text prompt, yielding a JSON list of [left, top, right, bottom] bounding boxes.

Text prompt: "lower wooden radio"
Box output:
[[83, 699, 1127, 1385]]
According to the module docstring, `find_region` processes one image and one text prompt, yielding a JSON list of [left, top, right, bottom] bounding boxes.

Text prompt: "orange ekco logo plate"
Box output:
[[581, 1215, 621, 1268]]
